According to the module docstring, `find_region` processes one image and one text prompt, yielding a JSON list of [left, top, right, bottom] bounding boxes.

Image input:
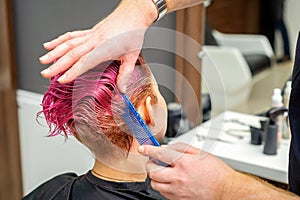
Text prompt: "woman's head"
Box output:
[[40, 56, 167, 162]]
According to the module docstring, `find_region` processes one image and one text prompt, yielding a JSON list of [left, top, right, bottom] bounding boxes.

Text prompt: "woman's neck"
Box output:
[[92, 152, 148, 182]]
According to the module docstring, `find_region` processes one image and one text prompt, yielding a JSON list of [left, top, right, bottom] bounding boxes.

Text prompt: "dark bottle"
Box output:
[[263, 121, 278, 155], [263, 107, 288, 155]]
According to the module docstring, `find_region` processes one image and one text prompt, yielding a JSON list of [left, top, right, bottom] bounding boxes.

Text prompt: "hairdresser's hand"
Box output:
[[138, 142, 236, 200], [39, 0, 157, 93]]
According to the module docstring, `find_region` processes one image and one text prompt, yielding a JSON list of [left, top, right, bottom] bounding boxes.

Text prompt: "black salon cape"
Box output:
[[289, 32, 300, 195], [22, 171, 166, 200]]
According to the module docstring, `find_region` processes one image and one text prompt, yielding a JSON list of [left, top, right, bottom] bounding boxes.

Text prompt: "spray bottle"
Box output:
[[282, 81, 292, 139], [271, 88, 284, 146]]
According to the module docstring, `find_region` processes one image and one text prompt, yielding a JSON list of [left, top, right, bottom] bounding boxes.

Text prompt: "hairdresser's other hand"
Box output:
[[39, 0, 157, 93], [138, 142, 236, 200]]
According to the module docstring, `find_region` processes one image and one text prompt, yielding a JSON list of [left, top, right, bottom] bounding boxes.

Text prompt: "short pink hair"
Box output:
[[39, 57, 158, 159]]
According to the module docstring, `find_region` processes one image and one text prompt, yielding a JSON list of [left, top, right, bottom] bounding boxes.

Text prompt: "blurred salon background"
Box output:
[[1, 0, 299, 199]]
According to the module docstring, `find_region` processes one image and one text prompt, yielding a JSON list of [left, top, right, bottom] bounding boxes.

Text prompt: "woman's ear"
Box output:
[[145, 96, 156, 127], [136, 96, 155, 126], [137, 95, 167, 135]]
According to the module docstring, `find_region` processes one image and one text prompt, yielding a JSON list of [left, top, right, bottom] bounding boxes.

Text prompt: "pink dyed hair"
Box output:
[[39, 56, 157, 158]]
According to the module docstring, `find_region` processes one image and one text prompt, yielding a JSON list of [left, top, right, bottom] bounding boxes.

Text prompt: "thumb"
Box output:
[[117, 52, 140, 93], [166, 142, 201, 154], [139, 145, 184, 165]]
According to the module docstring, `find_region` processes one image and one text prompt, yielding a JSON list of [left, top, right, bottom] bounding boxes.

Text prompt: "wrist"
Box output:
[[151, 0, 168, 21], [120, 0, 158, 27]]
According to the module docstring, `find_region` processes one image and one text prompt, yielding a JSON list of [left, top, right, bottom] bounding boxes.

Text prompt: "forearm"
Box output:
[[118, 0, 158, 27], [166, 0, 204, 12], [119, 0, 204, 27], [224, 172, 299, 200]]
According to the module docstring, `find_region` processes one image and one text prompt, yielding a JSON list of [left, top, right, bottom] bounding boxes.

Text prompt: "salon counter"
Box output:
[[169, 111, 290, 184]]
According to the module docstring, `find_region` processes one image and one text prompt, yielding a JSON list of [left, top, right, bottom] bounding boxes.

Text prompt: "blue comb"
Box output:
[[121, 94, 169, 167], [121, 94, 160, 146]]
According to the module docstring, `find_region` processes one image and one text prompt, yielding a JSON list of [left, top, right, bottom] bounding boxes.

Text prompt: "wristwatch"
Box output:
[[152, 0, 167, 21]]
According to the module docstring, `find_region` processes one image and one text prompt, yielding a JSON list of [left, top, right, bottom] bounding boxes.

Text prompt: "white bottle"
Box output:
[[271, 88, 284, 147], [283, 81, 292, 108], [283, 81, 292, 139]]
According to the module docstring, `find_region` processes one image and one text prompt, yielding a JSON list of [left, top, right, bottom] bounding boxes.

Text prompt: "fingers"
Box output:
[[166, 142, 201, 154], [43, 30, 90, 50], [54, 39, 117, 83], [147, 161, 182, 199], [39, 26, 145, 83], [138, 143, 200, 162], [166, 143, 209, 160], [150, 179, 174, 195], [117, 51, 140, 93], [146, 160, 173, 180], [138, 145, 184, 166], [41, 42, 93, 79], [39, 36, 87, 65]]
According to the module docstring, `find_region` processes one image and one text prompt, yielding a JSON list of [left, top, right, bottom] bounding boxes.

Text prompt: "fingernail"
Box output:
[[117, 81, 127, 93], [41, 68, 50, 75], [138, 146, 144, 153], [39, 54, 49, 61], [57, 74, 67, 83], [43, 42, 51, 48], [122, 85, 127, 93]]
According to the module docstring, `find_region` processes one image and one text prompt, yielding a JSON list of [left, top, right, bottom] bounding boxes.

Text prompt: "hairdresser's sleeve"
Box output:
[[288, 32, 300, 195]]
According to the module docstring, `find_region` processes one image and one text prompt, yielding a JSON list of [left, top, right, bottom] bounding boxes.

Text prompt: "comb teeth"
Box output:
[[121, 94, 160, 146]]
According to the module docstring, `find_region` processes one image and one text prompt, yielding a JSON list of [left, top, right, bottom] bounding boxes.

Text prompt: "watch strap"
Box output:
[[152, 0, 167, 21]]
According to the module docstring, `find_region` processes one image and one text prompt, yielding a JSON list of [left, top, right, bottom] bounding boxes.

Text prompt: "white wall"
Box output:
[[17, 90, 93, 196], [285, 0, 300, 58]]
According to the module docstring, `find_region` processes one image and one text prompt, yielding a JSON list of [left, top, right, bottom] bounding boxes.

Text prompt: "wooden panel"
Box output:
[[206, 0, 261, 34], [0, 0, 23, 199], [175, 5, 204, 125]]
